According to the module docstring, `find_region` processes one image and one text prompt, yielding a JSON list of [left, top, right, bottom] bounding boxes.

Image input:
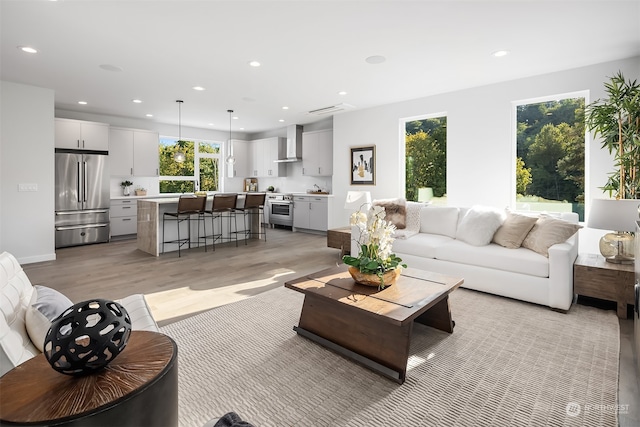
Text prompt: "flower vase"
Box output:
[[123, 186, 130, 196], [348, 266, 399, 287]]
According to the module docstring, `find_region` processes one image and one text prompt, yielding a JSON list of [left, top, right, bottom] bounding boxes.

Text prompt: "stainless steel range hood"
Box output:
[[274, 124, 302, 162]]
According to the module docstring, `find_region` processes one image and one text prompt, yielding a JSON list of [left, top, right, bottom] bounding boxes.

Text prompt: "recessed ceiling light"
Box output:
[[338, 91, 347, 96], [248, 61, 261, 67], [492, 50, 510, 57], [279, 119, 285, 122], [146, 114, 153, 117], [132, 99, 142, 103], [282, 106, 289, 110], [78, 101, 87, 105], [240, 127, 245, 130], [208, 123, 215, 126], [232, 116, 239, 120], [18, 46, 38, 54], [192, 86, 205, 91], [365, 55, 386, 64], [99, 64, 123, 72]]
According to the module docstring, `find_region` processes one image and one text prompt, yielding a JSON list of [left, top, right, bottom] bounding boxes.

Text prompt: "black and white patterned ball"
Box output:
[[44, 299, 132, 376]]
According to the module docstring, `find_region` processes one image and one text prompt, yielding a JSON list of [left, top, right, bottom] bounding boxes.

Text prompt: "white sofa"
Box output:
[[0, 251, 159, 376], [351, 203, 580, 311]]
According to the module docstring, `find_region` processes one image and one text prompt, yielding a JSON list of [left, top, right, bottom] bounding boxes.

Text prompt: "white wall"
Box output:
[[1, 81, 55, 263], [331, 57, 640, 254]]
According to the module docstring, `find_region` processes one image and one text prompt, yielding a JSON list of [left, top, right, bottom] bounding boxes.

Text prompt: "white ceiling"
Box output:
[[2, 0, 639, 134]]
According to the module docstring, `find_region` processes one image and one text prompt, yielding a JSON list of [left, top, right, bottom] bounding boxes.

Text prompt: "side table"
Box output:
[[327, 227, 351, 257], [0, 331, 178, 427], [573, 253, 635, 319]]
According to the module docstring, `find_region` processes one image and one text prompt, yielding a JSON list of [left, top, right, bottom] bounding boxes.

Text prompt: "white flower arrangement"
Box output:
[[342, 205, 406, 288]]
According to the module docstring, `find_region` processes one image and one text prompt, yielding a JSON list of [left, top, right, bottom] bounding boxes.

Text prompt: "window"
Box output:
[[404, 115, 447, 203], [515, 95, 585, 220], [159, 137, 221, 193]]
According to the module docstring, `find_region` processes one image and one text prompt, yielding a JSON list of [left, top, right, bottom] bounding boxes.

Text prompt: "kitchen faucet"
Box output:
[[313, 184, 321, 191]]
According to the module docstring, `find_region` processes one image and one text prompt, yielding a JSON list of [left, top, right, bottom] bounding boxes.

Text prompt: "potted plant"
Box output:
[[120, 180, 133, 196], [267, 186, 275, 192], [586, 71, 640, 199], [135, 186, 147, 196]]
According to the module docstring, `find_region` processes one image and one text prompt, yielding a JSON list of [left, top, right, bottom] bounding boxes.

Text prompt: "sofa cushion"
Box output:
[[492, 211, 538, 249], [522, 215, 582, 257], [419, 206, 460, 238], [393, 233, 455, 259], [373, 198, 407, 229], [25, 285, 73, 352], [456, 206, 505, 246], [436, 240, 550, 278]]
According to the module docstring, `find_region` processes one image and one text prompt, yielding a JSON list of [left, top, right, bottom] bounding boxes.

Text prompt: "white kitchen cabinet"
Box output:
[[109, 127, 159, 177], [302, 129, 332, 176], [293, 195, 328, 232], [247, 137, 285, 177], [55, 118, 109, 150], [227, 140, 249, 178], [110, 198, 138, 236]]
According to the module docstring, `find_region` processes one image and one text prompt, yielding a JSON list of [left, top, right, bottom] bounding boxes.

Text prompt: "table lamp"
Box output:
[[417, 187, 433, 203], [344, 191, 372, 211], [587, 198, 640, 264]]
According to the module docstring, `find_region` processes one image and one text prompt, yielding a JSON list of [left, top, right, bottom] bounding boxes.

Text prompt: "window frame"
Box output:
[[159, 136, 223, 193]]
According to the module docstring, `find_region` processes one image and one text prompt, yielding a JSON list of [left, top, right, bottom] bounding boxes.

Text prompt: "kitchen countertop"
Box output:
[[291, 192, 333, 197]]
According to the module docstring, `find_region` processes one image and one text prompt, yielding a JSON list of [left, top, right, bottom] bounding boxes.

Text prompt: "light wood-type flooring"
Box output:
[[21, 230, 639, 424]]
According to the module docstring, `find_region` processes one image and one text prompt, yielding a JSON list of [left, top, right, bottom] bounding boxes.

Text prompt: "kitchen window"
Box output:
[[159, 137, 221, 193]]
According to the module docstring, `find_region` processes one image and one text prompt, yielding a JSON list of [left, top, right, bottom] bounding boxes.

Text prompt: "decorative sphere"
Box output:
[[44, 299, 132, 376]]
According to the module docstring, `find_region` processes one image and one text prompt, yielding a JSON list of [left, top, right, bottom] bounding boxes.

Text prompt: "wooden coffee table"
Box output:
[[285, 265, 463, 383]]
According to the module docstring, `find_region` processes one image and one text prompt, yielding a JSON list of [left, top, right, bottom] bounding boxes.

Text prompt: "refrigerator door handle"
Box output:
[[77, 162, 81, 203], [56, 223, 109, 231], [83, 161, 88, 203], [55, 209, 109, 216]]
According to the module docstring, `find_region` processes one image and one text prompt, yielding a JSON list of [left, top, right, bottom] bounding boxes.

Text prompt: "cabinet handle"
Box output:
[[122, 218, 132, 221], [318, 167, 321, 174], [302, 168, 305, 174], [82, 140, 85, 148], [131, 168, 133, 175], [77, 139, 80, 148], [122, 206, 131, 209]]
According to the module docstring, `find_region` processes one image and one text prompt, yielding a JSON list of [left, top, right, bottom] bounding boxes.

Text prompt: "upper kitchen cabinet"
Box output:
[[109, 127, 159, 176], [55, 118, 109, 150], [227, 140, 249, 178], [302, 129, 333, 176], [248, 137, 285, 177]]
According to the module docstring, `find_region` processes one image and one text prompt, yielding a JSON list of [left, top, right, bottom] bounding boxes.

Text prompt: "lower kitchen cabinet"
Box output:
[[111, 199, 138, 237], [293, 196, 328, 232]]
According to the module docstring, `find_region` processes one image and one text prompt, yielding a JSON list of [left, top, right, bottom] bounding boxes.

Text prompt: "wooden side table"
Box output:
[[0, 331, 178, 427], [573, 253, 635, 319], [327, 227, 351, 257]]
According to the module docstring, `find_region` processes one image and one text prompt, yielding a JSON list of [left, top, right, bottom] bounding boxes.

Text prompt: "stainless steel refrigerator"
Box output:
[[55, 149, 110, 248]]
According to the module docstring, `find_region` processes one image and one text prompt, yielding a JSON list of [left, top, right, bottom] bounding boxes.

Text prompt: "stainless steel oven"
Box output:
[[267, 194, 293, 227]]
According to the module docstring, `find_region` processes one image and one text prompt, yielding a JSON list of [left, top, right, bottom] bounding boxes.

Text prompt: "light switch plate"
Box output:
[[18, 183, 38, 192]]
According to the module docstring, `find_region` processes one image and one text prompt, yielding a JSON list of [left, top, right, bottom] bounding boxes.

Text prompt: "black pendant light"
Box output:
[[226, 109, 236, 165], [174, 100, 186, 163]]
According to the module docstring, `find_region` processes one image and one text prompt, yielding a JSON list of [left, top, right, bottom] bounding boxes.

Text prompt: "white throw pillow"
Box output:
[[419, 206, 460, 238], [25, 285, 73, 352], [456, 206, 505, 246]]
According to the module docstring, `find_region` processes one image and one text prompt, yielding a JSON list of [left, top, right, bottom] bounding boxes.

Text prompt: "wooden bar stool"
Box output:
[[205, 193, 238, 251], [162, 195, 207, 257], [235, 193, 267, 244]]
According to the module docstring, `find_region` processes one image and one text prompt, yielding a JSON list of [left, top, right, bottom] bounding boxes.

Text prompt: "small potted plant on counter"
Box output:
[[135, 186, 147, 196], [120, 180, 133, 196], [267, 186, 275, 192]]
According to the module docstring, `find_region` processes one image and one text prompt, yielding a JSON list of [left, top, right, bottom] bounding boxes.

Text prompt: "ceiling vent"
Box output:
[[307, 103, 355, 115]]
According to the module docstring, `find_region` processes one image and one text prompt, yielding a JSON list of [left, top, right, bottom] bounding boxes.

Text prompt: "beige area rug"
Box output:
[[161, 286, 619, 427]]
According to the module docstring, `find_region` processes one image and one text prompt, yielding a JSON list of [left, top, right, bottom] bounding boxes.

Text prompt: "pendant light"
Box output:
[[174, 100, 186, 163], [226, 109, 236, 165]]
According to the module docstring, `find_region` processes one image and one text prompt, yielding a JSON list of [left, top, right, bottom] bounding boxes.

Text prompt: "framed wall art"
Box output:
[[350, 145, 375, 185]]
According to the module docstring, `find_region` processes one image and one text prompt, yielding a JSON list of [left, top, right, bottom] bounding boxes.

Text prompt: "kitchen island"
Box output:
[[137, 195, 250, 256]]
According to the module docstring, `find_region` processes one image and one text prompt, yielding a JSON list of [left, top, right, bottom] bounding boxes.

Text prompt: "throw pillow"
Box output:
[[25, 285, 73, 352], [456, 206, 505, 246], [373, 198, 407, 229], [521, 215, 582, 257], [492, 211, 538, 249], [419, 206, 460, 238]]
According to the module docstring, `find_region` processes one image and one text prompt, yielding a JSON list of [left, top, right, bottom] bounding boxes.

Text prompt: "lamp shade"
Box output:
[[587, 199, 640, 233], [344, 191, 371, 210]]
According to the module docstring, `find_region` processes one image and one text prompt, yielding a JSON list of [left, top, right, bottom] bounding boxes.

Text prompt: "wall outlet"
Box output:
[[18, 183, 38, 192]]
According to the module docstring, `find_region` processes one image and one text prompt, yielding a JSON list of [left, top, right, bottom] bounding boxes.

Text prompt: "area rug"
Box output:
[[161, 286, 619, 427]]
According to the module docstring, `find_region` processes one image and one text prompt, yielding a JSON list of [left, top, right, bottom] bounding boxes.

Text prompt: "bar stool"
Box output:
[[205, 193, 238, 251], [162, 195, 207, 257], [235, 193, 267, 244]]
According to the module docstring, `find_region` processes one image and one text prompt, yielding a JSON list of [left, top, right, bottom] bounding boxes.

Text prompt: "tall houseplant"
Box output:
[[586, 71, 640, 199]]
